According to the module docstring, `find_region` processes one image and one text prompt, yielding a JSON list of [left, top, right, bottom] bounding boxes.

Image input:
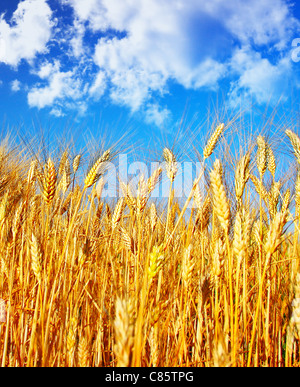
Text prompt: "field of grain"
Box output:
[[0, 123, 300, 367]]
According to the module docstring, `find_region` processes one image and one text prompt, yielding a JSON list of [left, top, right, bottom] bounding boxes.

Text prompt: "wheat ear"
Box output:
[[72, 154, 81, 173], [296, 172, 300, 217], [78, 336, 89, 367], [114, 297, 134, 367], [181, 244, 195, 289], [84, 150, 111, 188], [148, 245, 165, 281], [267, 145, 276, 178], [163, 148, 177, 182], [112, 198, 125, 231], [210, 159, 230, 233], [290, 273, 300, 337], [203, 123, 225, 160], [256, 135, 267, 177], [30, 233, 42, 283], [286, 129, 300, 164], [235, 153, 250, 201], [43, 158, 57, 206], [137, 174, 148, 213], [148, 167, 162, 193]]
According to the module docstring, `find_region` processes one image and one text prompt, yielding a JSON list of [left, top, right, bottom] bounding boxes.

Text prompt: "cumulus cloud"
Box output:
[[27, 60, 84, 110], [0, 0, 54, 66], [62, 0, 299, 115], [144, 104, 172, 128], [228, 46, 292, 106], [69, 17, 86, 58], [197, 0, 298, 49], [1, 0, 300, 126], [89, 71, 107, 99], [11, 79, 21, 92]]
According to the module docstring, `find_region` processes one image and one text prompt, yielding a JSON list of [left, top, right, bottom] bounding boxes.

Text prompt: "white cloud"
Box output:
[[0, 0, 54, 67], [69, 18, 85, 58], [1, 0, 299, 125], [144, 104, 171, 127], [61, 0, 108, 30], [89, 71, 107, 99], [36, 60, 61, 79], [27, 60, 84, 109], [192, 0, 298, 49], [228, 46, 292, 106], [86, 0, 229, 112], [62, 0, 299, 115], [50, 107, 65, 117], [11, 79, 21, 92], [219, 0, 297, 50]]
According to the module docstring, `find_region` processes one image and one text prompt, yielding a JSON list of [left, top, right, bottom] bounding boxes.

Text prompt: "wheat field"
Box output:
[[0, 123, 300, 367]]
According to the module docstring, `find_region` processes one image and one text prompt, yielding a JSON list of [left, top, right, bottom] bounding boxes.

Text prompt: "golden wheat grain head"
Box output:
[[210, 159, 230, 233], [84, 149, 111, 188], [203, 123, 225, 160], [163, 148, 178, 182], [256, 135, 267, 177], [286, 129, 300, 164]]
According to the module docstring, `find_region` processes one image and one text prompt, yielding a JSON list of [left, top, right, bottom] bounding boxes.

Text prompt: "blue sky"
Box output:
[[1, 0, 300, 152]]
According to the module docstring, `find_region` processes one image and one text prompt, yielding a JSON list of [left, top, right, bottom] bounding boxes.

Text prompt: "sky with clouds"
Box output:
[[1, 0, 300, 144]]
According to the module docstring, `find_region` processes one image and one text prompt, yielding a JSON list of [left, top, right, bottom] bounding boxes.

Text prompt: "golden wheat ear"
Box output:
[[114, 297, 135, 367], [148, 167, 162, 194], [72, 154, 81, 173], [163, 148, 178, 182], [30, 233, 42, 283], [235, 153, 250, 202], [267, 144, 276, 178], [84, 149, 111, 188], [210, 159, 230, 233], [256, 135, 267, 177], [0, 298, 6, 324], [203, 123, 225, 160], [286, 129, 300, 164], [111, 198, 125, 231], [43, 158, 57, 206]]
